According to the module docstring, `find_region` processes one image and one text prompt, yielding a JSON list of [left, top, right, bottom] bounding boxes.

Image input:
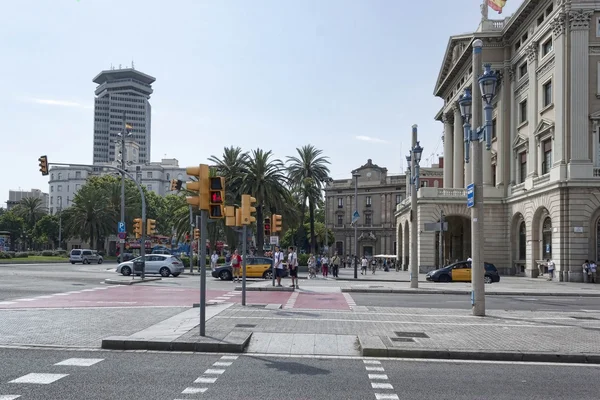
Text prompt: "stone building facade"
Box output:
[[396, 0, 600, 281]]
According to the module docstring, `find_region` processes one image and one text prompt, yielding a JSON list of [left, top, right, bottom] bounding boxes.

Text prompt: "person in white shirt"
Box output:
[[361, 256, 368, 275], [288, 246, 299, 288], [546, 258, 555, 281], [210, 251, 219, 271], [273, 246, 284, 287]]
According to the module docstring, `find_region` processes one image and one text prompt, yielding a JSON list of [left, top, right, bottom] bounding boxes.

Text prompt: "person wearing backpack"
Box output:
[[331, 252, 341, 278], [231, 249, 242, 283], [288, 246, 299, 289]]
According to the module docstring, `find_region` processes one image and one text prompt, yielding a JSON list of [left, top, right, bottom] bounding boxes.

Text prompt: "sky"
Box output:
[[0, 0, 523, 206]]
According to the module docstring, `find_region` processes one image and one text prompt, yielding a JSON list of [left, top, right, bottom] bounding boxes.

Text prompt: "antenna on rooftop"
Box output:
[[132, 59, 135, 69]]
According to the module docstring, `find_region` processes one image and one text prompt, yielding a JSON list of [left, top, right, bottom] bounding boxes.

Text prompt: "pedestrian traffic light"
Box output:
[[264, 217, 271, 237], [194, 228, 200, 240], [208, 177, 225, 219], [240, 194, 257, 225], [170, 179, 182, 191], [185, 164, 209, 210], [38, 155, 49, 176], [272, 214, 283, 233], [224, 206, 237, 227], [146, 219, 156, 235], [235, 207, 242, 227], [133, 218, 143, 239]]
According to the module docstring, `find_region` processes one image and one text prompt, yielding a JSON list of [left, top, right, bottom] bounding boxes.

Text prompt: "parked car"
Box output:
[[118, 252, 136, 262], [211, 256, 286, 280], [116, 254, 184, 277], [425, 261, 500, 284], [70, 249, 103, 265]]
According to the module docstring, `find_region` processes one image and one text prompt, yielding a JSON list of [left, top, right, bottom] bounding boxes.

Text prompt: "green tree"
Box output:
[[33, 214, 60, 249], [14, 197, 47, 230], [0, 211, 25, 251]]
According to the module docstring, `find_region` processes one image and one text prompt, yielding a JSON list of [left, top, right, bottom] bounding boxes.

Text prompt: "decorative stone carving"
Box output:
[[536, 56, 555, 78], [590, 46, 600, 55], [526, 42, 539, 64], [507, 65, 516, 82], [442, 113, 450, 124], [550, 13, 566, 38], [569, 10, 593, 31]]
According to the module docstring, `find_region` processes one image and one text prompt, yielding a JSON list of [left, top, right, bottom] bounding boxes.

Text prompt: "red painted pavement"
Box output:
[[292, 292, 350, 310]]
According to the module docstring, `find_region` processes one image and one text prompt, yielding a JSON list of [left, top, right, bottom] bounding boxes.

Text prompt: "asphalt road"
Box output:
[[351, 293, 600, 311], [1, 348, 600, 399]]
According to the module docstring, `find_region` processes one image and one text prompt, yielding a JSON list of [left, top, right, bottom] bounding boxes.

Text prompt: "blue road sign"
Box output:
[[118, 222, 125, 233], [352, 211, 360, 224], [466, 183, 475, 208]]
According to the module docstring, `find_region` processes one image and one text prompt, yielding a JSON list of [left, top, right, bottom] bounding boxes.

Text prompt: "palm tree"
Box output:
[[287, 145, 330, 253], [239, 149, 290, 254], [208, 146, 248, 205], [16, 197, 46, 229]]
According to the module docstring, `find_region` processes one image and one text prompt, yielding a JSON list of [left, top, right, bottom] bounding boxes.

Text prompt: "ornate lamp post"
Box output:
[[409, 135, 423, 289]]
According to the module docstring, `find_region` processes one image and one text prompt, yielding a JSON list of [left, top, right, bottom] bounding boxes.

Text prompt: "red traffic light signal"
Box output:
[[211, 192, 223, 203], [264, 217, 271, 237]]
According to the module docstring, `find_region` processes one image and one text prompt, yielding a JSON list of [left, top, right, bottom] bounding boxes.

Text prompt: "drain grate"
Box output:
[[394, 331, 430, 339], [571, 316, 599, 320], [235, 324, 257, 328], [248, 304, 267, 308], [389, 337, 415, 343]]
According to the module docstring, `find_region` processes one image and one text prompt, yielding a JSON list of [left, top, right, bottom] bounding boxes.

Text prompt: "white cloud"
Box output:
[[21, 97, 93, 109], [355, 135, 388, 144]]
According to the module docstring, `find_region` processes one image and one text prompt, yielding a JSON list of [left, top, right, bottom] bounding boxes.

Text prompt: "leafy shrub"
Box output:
[[28, 251, 37, 256], [298, 253, 309, 266], [41, 250, 54, 257], [6, 251, 16, 258], [0, 252, 12, 259], [15, 252, 29, 258], [55, 250, 67, 256]]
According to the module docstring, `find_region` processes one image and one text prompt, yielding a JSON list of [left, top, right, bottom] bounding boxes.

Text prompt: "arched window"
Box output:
[[519, 221, 527, 260], [542, 217, 552, 259]]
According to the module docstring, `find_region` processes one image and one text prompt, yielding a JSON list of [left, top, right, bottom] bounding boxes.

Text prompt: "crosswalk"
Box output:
[[176, 355, 238, 399]]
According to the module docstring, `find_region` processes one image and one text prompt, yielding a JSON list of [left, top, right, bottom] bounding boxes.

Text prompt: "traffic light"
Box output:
[[240, 194, 257, 225], [194, 228, 200, 240], [170, 179, 182, 191], [146, 219, 156, 235], [133, 218, 143, 239], [208, 177, 225, 219], [38, 155, 49, 176], [224, 206, 237, 227], [185, 164, 209, 210], [235, 207, 242, 227], [264, 217, 271, 237], [272, 214, 283, 233]]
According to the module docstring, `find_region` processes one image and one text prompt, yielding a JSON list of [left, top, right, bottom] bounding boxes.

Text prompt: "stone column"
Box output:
[[452, 106, 465, 188], [526, 41, 539, 178], [551, 13, 566, 167], [443, 114, 454, 188], [380, 194, 386, 226], [569, 10, 594, 167], [509, 65, 517, 185]]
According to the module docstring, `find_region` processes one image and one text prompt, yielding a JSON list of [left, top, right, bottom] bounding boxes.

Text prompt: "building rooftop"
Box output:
[[92, 68, 156, 85]]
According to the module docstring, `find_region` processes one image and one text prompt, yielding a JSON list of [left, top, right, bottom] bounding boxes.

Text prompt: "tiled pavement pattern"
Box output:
[[175, 355, 238, 399], [2, 358, 104, 399]]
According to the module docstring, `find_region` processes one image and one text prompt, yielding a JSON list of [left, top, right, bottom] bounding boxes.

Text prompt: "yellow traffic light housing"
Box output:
[[170, 179, 182, 191], [194, 228, 200, 240], [38, 155, 49, 176], [272, 214, 283, 233], [185, 164, 209, 210], [264, 217, 271, 237], [208, 177, 225, 219], [146, 219, 157, 235], [133, 218, 143, 239], [225, 206, 237, 227], [235, 207, 242, 227], [241, 194, 257, 225]]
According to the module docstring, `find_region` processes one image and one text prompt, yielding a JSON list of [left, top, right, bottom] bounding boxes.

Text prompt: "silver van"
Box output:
[[70, 249, 103, 264]]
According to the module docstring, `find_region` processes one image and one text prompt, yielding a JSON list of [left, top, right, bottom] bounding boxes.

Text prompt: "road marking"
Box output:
[[365, 360, 399, 400], [368, 374, 388, 380], [204, 369, 225, 375], [0, 396, 21, 400], [15, 299, 36, 302], [54, 358, 104, 367], [375, 394, 399, 400], [220, 355, 239, 360], [35, 295, 54, 299], [366, 366, 385, 371], [53, 293, 71, 296], [343, 293, 357, 309], [213, 361, 233, 366], [283, 291, 299, 309], [9, 373, 68, 384], [363, 360, 381, 364], [0, 302, 16, 305], [194, 377, 217, 384], [181, 387, 207, 394], [372, 383, 394, 389]]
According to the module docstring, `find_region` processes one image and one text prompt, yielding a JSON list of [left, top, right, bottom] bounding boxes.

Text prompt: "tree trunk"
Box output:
[[309, 199, 316, 254], [89, 226, 95, 250]]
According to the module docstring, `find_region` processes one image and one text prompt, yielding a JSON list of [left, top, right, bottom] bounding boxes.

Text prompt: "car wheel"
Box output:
[[159, 267, 171, 277], [484, 275, 493, 284], [172, 273, 180, 277], [121, 266, 132, 276], [439, 274, 451, 283], [98, 259, 103, 264], [263, 270, 273, 280], [70, 262, 75, 264], [219, 270, 232, 280]]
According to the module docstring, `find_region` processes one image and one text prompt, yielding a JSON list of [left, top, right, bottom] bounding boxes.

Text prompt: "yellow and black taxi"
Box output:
[[211, 256, 288, 280], [426, 261, 500, 284]]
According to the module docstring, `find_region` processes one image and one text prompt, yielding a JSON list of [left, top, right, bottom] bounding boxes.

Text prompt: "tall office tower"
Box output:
[[92, 67, 156, 164]]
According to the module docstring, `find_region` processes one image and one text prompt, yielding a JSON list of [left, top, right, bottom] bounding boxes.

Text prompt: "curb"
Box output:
[[104, 277, 162, 285], [101, 331, 252, 353], [336, 277, 410, 283], [342, 288, 600, 297]]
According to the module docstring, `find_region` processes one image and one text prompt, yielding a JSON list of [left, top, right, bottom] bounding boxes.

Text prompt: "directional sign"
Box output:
[[270, 236, 279, 245], [352, 211, 360, 224], [118, 221, 125, 233], [466, 183, 475, 208]]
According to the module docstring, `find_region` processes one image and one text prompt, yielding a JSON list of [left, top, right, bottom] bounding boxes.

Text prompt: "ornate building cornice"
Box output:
[[526, 41, 539, 64], [550, 13, 566, 38], [536, 55, 555, 78], [590, 45, 600, 55], [569, 9, 593, 31]]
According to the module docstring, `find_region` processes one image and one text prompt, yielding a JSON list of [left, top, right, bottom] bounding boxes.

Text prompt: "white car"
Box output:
[[116, 254, 184, 277], [70, 249, 103, 264]]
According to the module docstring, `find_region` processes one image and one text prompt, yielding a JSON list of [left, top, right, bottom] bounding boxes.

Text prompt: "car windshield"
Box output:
[[71, 250, 81, 255]]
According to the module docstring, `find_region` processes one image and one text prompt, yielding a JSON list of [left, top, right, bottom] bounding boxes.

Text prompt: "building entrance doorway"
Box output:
[[363, 246, 373, 258], [437, 215, 471, 265]]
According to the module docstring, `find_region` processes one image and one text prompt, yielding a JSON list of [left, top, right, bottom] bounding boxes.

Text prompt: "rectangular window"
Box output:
[[520, 152, 528, 183], [147, 184, 153, 191], [492, 118, 497, 139], [537, 14, 544, 26], [366, 196, 372, 206], [75, 171, 81, 179], [519, 63, 528, 78], [519, 100, 528, 123], [57, 185, 62, 192], [337, 198, 343, 208], [543, 80, 553, 107], [492, 165, 497, 187], [396, 194, 402, 204], [420, 180, 428, 188], [337, 214, 343, 226], [597, 17, 600, 37], [146, 172, 153, 179], [542, 140, 553, 174], [542, 38, 553, 56], [546, 4, 553, 16], [365, 214, 372, 226]]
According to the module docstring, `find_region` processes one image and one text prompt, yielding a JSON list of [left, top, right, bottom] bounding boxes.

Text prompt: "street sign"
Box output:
[[118, 221, 125, 233], [424, 222, 448, 232], [118, 232, 127, 240], [119, 239, 125, 244], [352, 210, 360, 224], [467, 183, 475, 208], [270, 236, 279, 245]]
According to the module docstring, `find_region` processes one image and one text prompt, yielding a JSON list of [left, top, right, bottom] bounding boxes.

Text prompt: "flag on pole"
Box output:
[[488, 0, 507, 14], [125, 123, 133, 130]]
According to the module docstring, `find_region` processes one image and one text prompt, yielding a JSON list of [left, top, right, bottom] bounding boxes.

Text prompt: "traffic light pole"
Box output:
[[242, 224, 248, 306], [199, 210, 208, 336], [189, 206, 194, 271], [196, 215, 201, 274], [119, 114, 127, 264]]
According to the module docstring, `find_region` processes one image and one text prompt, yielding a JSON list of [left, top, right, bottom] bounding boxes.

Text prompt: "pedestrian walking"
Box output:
[[288, 246, 299, 289], [321, 254, 329, 277], [361, 255, 368, 275], [210, 251, 219, 271], [308, 254, 316, 279], [273, 246, 285, 287], [546, 258, 555, 281], [583, 260, 590, 283], [331, 252, 340, 278], [591, 261, 597, 283], [231, 249, 242, 283]]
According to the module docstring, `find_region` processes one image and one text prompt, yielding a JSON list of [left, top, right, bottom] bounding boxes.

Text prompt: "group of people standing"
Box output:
[[307, 252, 343, 278]]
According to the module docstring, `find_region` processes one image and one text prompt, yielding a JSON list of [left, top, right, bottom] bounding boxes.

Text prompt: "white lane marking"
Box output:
[[9, 373, 69, 384], [343, 292, 357, 309], [53, 293, 71, 296], [0, 396, 21, 400], [0, 302, 17, 305], [15, 299, 36, 302], [366, 366, 385, 371], [210, 300, 225, 303], [363, 360, 381, 364], [372, 383, 394, 389], [368, 374, 388, 380], [375, 394, 399, 400], [283, 291, 299, 309], [181, 387, 208, 394], [194, 377, 218, 384], [220, 355, 239, 360], [213, 361, 233, 367], [35, 296, 53, 299], [204, 369, 225, 375], [54, 358, 104, 367]]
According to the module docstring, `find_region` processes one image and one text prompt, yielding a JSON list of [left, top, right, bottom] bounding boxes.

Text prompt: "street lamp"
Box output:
[[458, 41, 498, 316], [116, 113, 132, 263], [408, 134, 424, 289], [352, 173, 360, 279], [324, 177, 333, 256], [57, 197, 63, 251]]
